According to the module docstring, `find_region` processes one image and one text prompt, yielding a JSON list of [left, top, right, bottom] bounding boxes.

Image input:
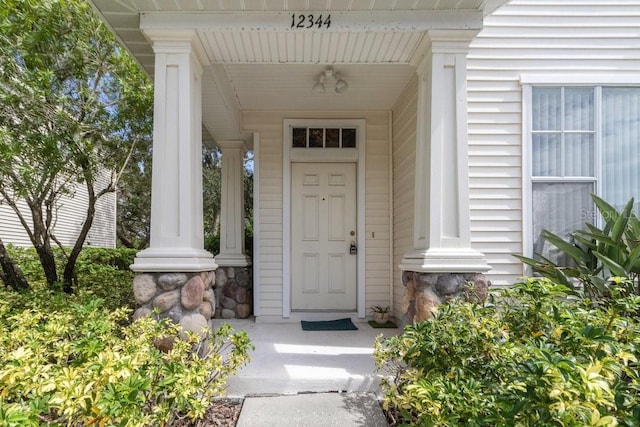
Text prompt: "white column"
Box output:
[[131, 30, 216, 272], [400, 30, 489, 273], [214, 141, 251, 267]]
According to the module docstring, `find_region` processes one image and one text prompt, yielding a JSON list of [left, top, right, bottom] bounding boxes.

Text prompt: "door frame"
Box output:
[[283, 119, 366, 318]]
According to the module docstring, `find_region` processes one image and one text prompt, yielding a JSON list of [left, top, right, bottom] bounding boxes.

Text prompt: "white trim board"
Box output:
[[520, 73, 640, 86], [282, 119, 367, 318], [252, 132, 261, 317]]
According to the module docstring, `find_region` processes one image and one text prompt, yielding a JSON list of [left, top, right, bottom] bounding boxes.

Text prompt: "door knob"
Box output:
[[349, 241, 357, 255]]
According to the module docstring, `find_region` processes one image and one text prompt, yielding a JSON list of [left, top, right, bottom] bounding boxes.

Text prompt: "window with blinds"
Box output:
[[530, 86, 640, 263]]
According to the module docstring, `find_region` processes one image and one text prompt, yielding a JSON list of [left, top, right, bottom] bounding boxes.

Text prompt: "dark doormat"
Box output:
[[368, 320, 398, 328], [301, 318, 358, 331]]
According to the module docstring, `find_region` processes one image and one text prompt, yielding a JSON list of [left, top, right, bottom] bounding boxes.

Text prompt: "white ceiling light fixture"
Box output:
[[313, 67, 349, 94]]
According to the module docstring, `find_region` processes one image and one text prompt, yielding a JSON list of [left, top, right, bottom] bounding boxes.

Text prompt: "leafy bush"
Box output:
[[204, 234, 220, 256], [375, 278, 640, 426], [0, 286, 252, 426], [77, 247, 137, 271], [515, 195, 640, 299], [204, 229, 253, 259], [6, 246, 136, 310], [73, 248, 137, 310]]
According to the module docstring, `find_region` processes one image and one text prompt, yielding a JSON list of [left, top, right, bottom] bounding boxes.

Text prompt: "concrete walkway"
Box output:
[[217, 319, 398, 426], [236, 392, 388, 427]]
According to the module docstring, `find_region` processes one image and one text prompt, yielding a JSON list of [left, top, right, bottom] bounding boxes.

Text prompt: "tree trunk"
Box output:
[[63, 172, 100, 293], [0, 238, 30, 291], [34, 242, 59, 286], [27, 200, 59, 286], [116, 228, 134, 248], [0, 190, 59, 285]]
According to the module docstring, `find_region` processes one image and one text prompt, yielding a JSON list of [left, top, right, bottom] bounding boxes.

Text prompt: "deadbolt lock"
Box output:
[[349, 241, 357, 255]]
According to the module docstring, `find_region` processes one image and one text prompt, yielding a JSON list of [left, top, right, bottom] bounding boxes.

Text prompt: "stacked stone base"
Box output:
[[214, 266, 252, 319], [133, 271, 216, 338], [401, 272, 490, 324]]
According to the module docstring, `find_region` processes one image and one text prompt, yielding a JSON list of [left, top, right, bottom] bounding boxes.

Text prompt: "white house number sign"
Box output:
[[290, 14, 332, 29]]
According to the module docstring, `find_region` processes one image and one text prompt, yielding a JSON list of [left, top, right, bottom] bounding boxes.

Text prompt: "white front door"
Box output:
[[291, 162, 357, 311]]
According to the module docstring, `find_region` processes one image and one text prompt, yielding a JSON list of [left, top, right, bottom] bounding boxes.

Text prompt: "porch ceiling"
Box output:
[[90, 0, 509, 146]]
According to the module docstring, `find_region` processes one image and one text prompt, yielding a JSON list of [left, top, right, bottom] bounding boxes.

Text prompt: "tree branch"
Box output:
[[0, 188, 37, 244]]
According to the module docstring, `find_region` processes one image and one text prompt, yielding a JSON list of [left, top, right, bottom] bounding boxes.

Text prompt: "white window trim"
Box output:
[[282, 119, 366, 318], [523, 81, 639, 259], [521, 73, 640, 86], [523, 84, 600, 259], [252, 132, 260, 317], [522, 84, 533, 260]]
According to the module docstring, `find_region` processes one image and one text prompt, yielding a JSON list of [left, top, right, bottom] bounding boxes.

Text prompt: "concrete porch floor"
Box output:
[[216, 318, 400, 398]]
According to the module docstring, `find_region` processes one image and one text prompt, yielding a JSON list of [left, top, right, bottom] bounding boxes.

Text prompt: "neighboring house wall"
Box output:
[[465, 0, 640, 286], [391, 74, 417, 317], [0, 171, 116, 248], [243, 110, 391, 318]]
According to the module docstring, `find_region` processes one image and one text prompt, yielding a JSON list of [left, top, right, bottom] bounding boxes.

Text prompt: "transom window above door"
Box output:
[[292, 127, 357, 148]]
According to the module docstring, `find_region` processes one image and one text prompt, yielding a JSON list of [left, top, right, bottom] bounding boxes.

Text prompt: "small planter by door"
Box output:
[[373, 312, 390, 325]]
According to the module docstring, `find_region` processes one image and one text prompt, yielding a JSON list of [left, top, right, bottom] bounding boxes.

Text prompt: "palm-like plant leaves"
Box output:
[[541, 229, 589, 266], [593, 252, 627, 277], [514, 194, 639, 298], [610, 198, 634, 244], [513, 254, 574, 288]]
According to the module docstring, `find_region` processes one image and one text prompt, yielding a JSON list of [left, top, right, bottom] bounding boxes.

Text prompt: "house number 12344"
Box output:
[[291, 14, 332, 29]]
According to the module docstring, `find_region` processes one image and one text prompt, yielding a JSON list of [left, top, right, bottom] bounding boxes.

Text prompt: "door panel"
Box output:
[[302, 195, 319, 240], [291, 162, 357, 310]]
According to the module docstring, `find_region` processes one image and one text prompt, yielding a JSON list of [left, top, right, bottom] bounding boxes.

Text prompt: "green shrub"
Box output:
[[0, 286, 252, 426], [73, 248, 137, 310], [3, 246, 53, 283], [77, 247, 137, 271], [6, 246, 136, 310], [375, 278, 640, 426], [514, 195, 640, 299], [204, 234, 220, 255]]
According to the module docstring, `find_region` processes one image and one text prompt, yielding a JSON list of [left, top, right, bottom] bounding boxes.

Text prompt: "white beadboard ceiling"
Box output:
[[89, 0, 508, 145]]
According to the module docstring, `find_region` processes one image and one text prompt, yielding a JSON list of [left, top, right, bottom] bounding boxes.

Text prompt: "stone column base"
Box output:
[[214, 266, 253, 319], [132, 271, 216, 338], [401, 271, 490, 324]]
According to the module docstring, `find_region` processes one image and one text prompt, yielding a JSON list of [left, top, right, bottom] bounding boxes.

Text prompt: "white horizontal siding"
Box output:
[[468, 0, 640, 285], [0, 199, 33, 247], [363, 112, 392, 313], [244, 112, 284, 317], [391, 74, 417, 320], [0, 171, 116, 249], [243, 110, 391, 318]]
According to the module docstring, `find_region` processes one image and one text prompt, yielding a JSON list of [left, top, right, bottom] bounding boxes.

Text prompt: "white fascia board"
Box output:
[[140, 10, 483, 32]]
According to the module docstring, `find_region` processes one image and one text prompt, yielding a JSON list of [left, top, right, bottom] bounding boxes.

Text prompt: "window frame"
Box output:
[[523, 79, 640, 259]]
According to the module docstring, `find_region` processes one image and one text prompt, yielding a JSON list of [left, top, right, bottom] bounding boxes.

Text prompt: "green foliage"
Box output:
[[76, 247, 137, 272], [370, 305, 391, 313], [515, 195, 640, 299], [375, 278, 640, 426], [202, 145, 222, 244], [0, 0, 153, 289], [201, 145, 254, 257], [204, 234, 221, 256], [6, 246, 136, 310], [0, 286, 253, 426]]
